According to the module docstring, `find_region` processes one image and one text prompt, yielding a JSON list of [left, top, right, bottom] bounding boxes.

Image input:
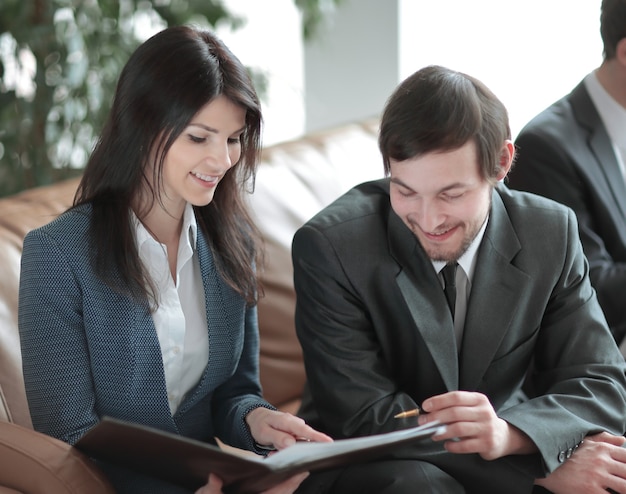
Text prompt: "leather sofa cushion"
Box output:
[[0, 421, 114, 493], [0, 177, 79, 427]]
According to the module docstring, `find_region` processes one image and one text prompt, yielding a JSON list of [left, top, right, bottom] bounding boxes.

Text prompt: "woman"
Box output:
[[18, 25, 329, 494]]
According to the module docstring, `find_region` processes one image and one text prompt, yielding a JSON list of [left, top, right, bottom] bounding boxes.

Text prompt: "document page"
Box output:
[[266, 421, 444, 469]]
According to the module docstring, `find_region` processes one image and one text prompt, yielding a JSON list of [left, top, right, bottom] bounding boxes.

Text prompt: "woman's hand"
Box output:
[[195, 409, 329, 493], [245, 407, 332, 451], [195, 472, 310, 494]]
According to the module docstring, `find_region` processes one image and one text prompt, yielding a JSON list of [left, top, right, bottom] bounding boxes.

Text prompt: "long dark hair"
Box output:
[[74, 25, 263, 306]]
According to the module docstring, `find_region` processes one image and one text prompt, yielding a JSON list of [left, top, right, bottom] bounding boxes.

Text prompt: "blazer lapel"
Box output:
[[458, 190, 530, 390], [570, 83, 626, 220], [177, 230, 238, 412], [389, 211, 459, 391]]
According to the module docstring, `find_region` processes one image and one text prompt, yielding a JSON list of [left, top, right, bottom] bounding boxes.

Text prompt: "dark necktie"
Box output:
[[441, 262, 458, 318]]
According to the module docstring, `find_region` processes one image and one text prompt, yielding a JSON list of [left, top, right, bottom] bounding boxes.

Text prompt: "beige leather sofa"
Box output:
[[0, 118, 383, 490]]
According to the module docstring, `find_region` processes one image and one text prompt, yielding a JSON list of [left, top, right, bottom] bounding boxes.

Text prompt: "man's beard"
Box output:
[[412, 211, 489, 263], [427, 233, 474, 263]]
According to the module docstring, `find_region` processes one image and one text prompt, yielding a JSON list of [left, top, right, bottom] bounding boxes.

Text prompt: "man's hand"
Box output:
[[418, 390, 536, 460], [246, 407, 332, 451], [535, 432, 626, 494]]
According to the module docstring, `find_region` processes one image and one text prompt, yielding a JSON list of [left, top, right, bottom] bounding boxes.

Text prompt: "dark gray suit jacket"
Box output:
[[293, 179, 626, 493], [508, 80, 626, 343]]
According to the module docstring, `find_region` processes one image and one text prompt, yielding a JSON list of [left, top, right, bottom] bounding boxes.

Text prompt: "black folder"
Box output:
[[75, 416, 443, 493]]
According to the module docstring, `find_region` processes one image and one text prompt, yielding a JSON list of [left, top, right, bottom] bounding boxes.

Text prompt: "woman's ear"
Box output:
[[496, 140, 515, 181]]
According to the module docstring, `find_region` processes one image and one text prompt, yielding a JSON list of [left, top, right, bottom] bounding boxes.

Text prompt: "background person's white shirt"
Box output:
[[585, 71, 626, 180], [133, 203, 209, 414]]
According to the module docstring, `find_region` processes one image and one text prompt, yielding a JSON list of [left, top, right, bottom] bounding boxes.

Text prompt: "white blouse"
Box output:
[[133, 203, 209, 414]]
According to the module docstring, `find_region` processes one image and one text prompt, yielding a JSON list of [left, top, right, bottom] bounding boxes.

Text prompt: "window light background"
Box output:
[[217, 0, 602, 146]]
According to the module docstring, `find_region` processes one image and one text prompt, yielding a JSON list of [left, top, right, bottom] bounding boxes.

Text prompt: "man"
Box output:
[[292, 65, 626, 493], [507, 0, 626, 346]]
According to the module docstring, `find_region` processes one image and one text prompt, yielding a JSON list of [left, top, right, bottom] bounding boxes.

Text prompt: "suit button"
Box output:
[[566, 447, 574, 459], [558, 451, 566, 463]]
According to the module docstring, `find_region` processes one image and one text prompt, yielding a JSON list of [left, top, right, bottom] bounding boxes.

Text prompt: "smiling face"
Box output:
[[389, 140, 509, 262], [155, 95, 247, 217]]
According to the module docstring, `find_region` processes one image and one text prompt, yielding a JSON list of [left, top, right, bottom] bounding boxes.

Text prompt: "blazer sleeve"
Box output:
[[211, 303, 276, 452], [19, 227, 99, 446]]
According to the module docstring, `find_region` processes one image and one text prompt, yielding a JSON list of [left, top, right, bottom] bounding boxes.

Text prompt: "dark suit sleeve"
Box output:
[[510, 129, 626, 343], [293, 224, 422, 439], [496, 206, 626, 472]]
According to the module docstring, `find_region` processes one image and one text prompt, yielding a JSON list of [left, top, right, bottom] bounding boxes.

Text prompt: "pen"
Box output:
[[394, 407, 422, 419]]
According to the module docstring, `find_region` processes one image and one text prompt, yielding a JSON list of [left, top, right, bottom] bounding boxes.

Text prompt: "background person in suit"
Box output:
[[507, 0, 626, 348], [18, 25, 329, 494], [292, 65, 626, 494]]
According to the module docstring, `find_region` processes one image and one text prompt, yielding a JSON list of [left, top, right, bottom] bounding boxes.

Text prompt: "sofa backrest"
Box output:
[[250, 119, 383, 412], [0, 118, 383, 423], [0, 178, 80, 427]]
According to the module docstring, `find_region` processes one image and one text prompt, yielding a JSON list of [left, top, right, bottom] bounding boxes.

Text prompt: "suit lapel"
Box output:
[[570, 83, 626, 220], [177, 229, 238, 413], [458, 190, 530, 390], [389, 211, 459, 391], [388, 191, 531, 392]]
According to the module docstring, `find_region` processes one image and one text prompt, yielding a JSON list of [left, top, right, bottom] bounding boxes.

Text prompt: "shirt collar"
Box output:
[[584, 71, 626, 149], [182, 202, 198, 248], [132, 210, 153, 249], [131, 202, 198, 250]]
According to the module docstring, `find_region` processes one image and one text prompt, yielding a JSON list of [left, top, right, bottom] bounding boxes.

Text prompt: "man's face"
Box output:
[[389, 141, 495, 262]]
